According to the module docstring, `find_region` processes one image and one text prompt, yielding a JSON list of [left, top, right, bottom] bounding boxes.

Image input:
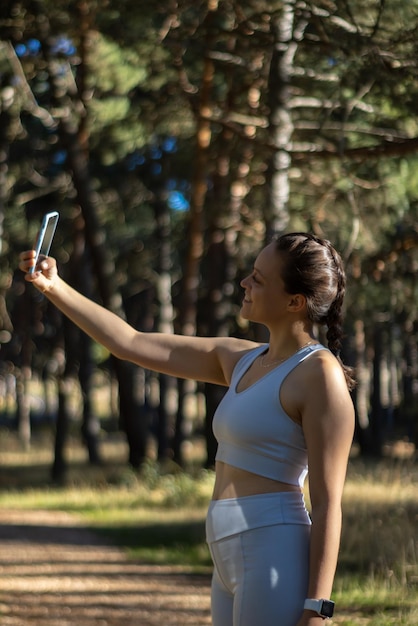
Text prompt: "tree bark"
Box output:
[[154, 194, 177, 463], [174, 0, 219, 465], [265, 2, 307, 239]]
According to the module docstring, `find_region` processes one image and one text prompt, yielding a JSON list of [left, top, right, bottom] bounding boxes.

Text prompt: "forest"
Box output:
[[0, 0, 417, 481]]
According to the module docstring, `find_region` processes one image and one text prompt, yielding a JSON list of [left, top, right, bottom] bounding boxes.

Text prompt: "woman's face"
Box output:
[[240, 243, 291, 325]]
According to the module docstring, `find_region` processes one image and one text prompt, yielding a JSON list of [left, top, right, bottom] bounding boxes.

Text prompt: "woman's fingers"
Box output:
[[19, 250, 36, 274], [19, 251, 57, 290]]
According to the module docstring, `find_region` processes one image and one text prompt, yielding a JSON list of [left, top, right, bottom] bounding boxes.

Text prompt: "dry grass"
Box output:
[[341, 458, 417, 581], [0, 430, 417, 625]]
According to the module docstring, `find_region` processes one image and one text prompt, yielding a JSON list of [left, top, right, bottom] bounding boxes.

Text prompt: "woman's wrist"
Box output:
[[40, 276, 59, 295]]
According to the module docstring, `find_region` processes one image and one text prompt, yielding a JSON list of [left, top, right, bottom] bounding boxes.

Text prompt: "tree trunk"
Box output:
[[154, 195, 177, 463], [402, 320, 418, 449], [79, 334, 101, 465], [15, 290, 32, 450], [369, 324, 385, 457], [71, 210, 102, 465], [51, 306, 80, 482], [202, 128, 239, 467], [49, 71, 147, 470], [174, 0, 219, 465], [51, 380, 70, 484], [265, 3, 306, 239], [352, 318, 372, 455], [0, 88, 11, 257]]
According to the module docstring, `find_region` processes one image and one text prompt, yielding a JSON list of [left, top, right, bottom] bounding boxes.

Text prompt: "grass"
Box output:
[[0, 429, 417, 624], [332, 457, 418, 625]]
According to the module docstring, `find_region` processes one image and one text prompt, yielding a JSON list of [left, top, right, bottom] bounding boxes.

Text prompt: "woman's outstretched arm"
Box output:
[[19, 252, 255, 385]]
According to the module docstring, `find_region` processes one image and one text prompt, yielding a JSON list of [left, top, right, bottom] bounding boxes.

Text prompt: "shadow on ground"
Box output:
[[0, 509, 212, 626]]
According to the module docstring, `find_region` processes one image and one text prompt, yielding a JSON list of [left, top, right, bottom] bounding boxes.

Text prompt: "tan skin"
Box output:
[[19, 242, 354, 625]]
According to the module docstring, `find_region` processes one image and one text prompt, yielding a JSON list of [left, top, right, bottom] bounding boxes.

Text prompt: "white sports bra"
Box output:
[[213, 343, 327, 487]]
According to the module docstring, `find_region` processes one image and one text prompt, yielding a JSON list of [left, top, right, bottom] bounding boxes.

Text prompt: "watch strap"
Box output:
[[304, 598, 335, 619]]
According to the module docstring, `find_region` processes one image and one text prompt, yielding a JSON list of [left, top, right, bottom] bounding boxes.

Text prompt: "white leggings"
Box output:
[[206, 492, 311, 626]]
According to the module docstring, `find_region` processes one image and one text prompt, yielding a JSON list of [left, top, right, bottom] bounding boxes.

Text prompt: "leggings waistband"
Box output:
[[206, 491, 311, 543]]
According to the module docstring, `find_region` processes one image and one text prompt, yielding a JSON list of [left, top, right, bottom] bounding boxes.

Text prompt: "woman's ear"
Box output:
[[287, 294, 307, 313]]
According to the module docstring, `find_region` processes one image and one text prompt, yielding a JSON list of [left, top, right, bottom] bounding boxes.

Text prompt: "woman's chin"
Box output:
[[240, 304, 251, 320]]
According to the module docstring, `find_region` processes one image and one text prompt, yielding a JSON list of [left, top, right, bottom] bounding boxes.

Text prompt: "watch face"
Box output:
[[321, 600, 335, 618]]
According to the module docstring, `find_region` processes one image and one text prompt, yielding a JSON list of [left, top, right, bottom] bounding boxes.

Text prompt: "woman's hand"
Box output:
[[19, 252, 58, 294]]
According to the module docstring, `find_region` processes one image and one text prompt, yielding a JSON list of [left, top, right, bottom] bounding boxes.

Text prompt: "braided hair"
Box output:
[[274, 232, 356, 390]]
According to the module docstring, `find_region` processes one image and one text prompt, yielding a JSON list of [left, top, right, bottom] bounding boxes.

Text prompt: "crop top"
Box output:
[[213, 343, 327, 488]]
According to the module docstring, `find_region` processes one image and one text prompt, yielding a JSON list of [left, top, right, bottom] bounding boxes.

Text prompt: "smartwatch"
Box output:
[[304, 598, 335, 619]]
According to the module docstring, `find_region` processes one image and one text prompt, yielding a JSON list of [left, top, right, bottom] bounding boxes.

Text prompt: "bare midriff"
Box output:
[[212, 461, 302, 500]]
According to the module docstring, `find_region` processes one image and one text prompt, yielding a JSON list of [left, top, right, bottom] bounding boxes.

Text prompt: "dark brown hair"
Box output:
[[274, 232, 355, 390]]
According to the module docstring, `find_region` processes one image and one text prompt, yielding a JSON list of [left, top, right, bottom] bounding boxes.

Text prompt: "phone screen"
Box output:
[[30, 211, 59, 274]]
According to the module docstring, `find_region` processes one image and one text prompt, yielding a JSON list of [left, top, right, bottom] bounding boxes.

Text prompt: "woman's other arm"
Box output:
[[297, 351, 355, 625]]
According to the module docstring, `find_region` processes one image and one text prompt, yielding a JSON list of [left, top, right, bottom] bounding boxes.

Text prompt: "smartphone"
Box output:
[[29, 211, 59, 274]]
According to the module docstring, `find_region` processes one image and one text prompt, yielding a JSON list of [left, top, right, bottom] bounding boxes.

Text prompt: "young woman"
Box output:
[[20, 232, 355, 626]]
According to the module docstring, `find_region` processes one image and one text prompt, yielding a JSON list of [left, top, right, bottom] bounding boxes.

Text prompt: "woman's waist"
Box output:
[[214, 442, 308, 492], [212, 461, 303, 501], [206, 490, 311, 543]]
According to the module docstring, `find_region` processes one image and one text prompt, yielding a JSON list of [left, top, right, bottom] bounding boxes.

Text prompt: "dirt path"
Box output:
[[0, 509, 212, 626]]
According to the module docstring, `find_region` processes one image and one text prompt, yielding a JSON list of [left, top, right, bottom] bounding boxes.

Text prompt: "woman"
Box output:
[[20, 232, 355, 626]]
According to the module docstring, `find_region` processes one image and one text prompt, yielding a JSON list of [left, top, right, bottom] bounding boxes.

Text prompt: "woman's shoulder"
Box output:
[[282, 347, 354, 426], [300, 348, 353, 407], [215, 338, 265, 385], [286, 346, 350, 397], [303, 346, 346, 378]]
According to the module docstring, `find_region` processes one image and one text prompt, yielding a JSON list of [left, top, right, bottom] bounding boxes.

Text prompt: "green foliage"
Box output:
[[86, 34, 150, 162], [0, 0, 417, 457]]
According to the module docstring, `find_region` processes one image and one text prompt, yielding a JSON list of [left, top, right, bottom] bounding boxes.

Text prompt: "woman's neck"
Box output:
[[266, 326, 317, 360]]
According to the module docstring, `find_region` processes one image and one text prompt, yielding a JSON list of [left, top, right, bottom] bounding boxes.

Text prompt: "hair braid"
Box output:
[[323, 241, 345, 357], [275, 232, 356, 390]]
